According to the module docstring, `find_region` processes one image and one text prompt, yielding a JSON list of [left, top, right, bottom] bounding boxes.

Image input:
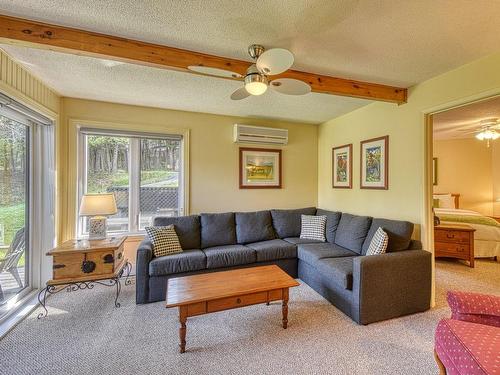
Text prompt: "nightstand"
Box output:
[[434, 224, 475, 268]]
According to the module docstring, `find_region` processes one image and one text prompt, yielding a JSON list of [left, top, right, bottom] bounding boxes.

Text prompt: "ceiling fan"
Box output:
[[188, 44, 311, 100], [458, 118, 500, 147]]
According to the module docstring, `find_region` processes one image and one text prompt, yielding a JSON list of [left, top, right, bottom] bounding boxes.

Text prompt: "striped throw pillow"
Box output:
[[145, 225, 183, 257], [300, 215, 327, 242], [366, 227, 389, 256]]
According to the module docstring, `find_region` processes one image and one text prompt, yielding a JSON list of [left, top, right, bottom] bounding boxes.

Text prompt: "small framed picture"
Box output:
[[332, 144, 352, 188], [239, 147, 282, 189], [360, 136, 389, 190]]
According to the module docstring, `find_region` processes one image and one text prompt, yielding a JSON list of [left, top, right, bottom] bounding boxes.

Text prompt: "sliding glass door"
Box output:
[[0, 114, 30, 318]]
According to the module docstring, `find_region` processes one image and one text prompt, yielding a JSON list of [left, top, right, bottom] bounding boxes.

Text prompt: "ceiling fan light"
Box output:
[[244, 74, 268, 96], [476, 132, 485, 140]]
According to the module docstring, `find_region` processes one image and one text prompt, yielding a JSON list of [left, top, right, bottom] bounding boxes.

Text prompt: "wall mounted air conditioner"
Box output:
[[233, 124, 288, 145]]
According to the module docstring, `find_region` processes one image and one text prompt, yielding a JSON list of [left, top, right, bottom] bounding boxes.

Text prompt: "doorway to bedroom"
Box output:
[[430, 96, 500, 279]]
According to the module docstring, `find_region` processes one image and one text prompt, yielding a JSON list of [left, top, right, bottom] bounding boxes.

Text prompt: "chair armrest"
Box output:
[[352, 250, 432, 324], [447, 291, 500, 327], [135, 238, 153, 304]]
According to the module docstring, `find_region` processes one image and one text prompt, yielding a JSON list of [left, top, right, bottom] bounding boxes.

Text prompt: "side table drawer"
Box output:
[[435, 241, 470, 257], [207, 291, 268, 313], [435, 229, 470, 244]]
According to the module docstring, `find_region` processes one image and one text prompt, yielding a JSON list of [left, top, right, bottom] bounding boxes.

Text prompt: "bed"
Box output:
[[434, 193, 500, 259]]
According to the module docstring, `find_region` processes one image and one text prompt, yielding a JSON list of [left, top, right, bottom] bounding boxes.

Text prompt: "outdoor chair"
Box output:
[[0, 227, 25, 302]]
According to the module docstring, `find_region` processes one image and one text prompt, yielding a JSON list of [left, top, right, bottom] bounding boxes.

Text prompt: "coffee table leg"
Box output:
[[282, 288, 289, 329], [179, 306, 187, 353]]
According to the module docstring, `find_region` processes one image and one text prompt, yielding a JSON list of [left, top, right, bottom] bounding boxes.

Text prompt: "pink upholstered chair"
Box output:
[[434, 291, 500, 374]]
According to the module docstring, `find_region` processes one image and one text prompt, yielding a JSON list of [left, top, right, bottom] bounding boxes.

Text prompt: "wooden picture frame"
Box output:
[[239, 147, 282, 189], [332, 144, 353, 188], [360, 136, 389, 190]]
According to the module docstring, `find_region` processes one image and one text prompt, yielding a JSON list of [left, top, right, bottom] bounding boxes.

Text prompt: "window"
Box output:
[[78, 129, 184, 235], [0, 93, 54, 321]]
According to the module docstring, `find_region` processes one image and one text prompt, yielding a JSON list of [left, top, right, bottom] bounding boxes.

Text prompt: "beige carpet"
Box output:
[[0, 259, 498, 375]]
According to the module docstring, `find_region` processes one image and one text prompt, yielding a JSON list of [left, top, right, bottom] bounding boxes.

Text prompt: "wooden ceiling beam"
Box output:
[[0, 14, 407, 104]]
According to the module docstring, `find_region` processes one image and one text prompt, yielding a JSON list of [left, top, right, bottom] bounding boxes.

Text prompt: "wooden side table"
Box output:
[[434, 224, 475, 268], [37, 236, 131, 318]]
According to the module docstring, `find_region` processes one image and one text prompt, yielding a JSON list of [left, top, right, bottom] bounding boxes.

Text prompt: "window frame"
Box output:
[[76, 127, 187, 236]]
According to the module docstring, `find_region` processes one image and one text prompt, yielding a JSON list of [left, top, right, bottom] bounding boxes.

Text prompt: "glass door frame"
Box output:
[[0, 114, 33, 318]]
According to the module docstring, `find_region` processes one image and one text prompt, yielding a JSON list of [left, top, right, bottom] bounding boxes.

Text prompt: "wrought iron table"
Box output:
[[37, 260, 132, 319]]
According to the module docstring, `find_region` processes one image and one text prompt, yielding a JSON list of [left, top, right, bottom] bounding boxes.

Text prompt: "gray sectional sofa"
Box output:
[[136, 207, 432, 325]]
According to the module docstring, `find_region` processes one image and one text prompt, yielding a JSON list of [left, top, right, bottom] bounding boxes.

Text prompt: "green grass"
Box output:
[[0, 203, 26, 266], [87, 170, 178, 193], [0, 203, 25, 245]]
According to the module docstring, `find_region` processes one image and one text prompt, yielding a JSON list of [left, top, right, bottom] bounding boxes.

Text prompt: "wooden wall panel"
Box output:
[[0, 49, 59, 113]]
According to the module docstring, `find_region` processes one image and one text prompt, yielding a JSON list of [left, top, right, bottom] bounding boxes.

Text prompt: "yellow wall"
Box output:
[[318, 51, 500, 234], [492, 143, 500, 216], [433, 139, 493, 215], [59, 98, 318, 241]]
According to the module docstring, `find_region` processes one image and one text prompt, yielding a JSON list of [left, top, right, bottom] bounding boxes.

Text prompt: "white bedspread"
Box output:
[[435, 208, 500, 258]]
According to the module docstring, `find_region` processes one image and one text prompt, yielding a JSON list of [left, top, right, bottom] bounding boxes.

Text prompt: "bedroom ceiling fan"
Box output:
[[459, 118, 500, 147], [188, 44, 311, 100]]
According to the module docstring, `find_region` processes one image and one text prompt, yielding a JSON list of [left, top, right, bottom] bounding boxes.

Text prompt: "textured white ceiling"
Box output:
[[1, 0, 500, 87], [1, 1, 500, 122], [1, 45, 370, 123], [433, 96, 500, 140]]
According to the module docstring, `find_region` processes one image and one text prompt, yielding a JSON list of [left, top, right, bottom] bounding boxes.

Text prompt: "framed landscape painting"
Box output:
[[332, 144, 352, 188], [360, 136, 389, 189], [239, 147, 282, 189]]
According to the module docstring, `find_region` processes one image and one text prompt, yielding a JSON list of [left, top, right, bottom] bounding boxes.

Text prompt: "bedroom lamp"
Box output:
[[79, 193, 118, 240]]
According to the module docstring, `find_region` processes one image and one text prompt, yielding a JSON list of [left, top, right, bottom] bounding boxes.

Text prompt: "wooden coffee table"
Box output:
[[165, 265, 300, 353]]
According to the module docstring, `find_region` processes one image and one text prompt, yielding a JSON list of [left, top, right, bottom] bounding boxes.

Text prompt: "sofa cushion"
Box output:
[[435, 319, 500, 375], [362, 218, 414, 254], [316, 209, 342, 243], [153, 215, 201, 250], [297, 242, 357, 266], [200, 212, 236, 249], [148, 249, 206, 276], [246, 239, 297, 262], [202, 244, 256, 269], [316, 257, 356, 290], [334, 213, 372, 254], [283, 237, 323, 245], [270, 207, 317, 238], [235, 210, 275, 244]]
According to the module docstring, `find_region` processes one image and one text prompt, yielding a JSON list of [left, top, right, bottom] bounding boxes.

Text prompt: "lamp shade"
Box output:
[[79, 193, 118, 216]]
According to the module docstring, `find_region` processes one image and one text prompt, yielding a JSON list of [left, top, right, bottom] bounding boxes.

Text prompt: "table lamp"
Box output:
[[79, 193, 118, 240]]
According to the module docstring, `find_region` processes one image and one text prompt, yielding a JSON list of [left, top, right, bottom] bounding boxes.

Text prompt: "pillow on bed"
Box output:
[[433, 194, 455, 209]]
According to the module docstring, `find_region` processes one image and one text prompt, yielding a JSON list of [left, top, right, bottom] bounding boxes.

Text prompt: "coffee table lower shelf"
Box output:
[[175, 287, 290, 353]]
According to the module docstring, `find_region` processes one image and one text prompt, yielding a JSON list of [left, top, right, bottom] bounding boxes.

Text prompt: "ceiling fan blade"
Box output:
[[270, 78, 311, 95], [188, 65, 242, 78], [230, 86, 251, 100], [256, 48, 294, 75]]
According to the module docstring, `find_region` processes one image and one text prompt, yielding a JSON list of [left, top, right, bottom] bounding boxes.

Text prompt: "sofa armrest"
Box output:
[[352, 250, 432, 324], [447, 291, 500, 327], [136, 238, 153, 304]]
